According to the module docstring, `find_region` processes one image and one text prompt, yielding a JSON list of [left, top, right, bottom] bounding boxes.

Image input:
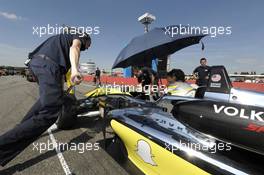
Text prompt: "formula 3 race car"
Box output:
[[57, 65, 264, 175], [102, 66, 264, 175]]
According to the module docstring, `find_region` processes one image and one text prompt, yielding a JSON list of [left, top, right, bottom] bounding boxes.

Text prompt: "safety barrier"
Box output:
[[83, 75, 264, 92]]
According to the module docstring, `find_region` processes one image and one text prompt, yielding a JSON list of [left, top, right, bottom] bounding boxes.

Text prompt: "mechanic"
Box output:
[[137, 67, 158, 88], [0, 32, 91, 167], [165, 69, 196, 97], [137, 67, 159, 101], [193, 58, 211, 98]]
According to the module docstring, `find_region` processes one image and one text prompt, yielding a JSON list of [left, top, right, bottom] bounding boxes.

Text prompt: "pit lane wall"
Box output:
[[83, 75, 264, 92]]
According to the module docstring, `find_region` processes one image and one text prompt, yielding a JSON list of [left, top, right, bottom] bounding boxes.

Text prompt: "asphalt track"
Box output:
[[0, 76, 137, 175]]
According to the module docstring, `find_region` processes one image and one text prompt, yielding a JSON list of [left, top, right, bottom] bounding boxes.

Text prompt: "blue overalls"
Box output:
[[0, 55, 63, 166], [0, 33, 88, 167]]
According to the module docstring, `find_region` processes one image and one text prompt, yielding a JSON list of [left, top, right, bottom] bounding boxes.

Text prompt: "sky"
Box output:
[[0, 0, 263, 74]]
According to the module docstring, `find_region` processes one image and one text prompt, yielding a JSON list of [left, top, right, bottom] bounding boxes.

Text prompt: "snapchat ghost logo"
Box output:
[[136, 140, 157, 166]]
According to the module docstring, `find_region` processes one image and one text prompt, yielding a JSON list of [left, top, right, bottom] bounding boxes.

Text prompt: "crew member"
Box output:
[[137, 67, 159, 101], [0, 32, 91, 166], [95, 67, 101, 86], [193, 58, 210, 98]]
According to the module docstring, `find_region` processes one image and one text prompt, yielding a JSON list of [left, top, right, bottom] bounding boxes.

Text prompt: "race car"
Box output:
[[56, 65, 264, 174], [107, 102, 264, 175], [102, 66, 264, 175]]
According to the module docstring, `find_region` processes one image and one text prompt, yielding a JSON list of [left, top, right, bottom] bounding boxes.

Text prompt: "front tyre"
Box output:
[[56, 93, 78, 130]]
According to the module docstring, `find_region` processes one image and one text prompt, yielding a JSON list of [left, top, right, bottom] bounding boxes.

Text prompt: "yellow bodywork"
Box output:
[[66, 69, 74, 94], [84, 86, 131, 97], [111, 120, 210, 175], [65, 69, 131, 97]]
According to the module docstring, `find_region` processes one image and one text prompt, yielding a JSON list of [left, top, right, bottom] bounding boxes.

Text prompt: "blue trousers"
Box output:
[[0, 57, 63, 166]]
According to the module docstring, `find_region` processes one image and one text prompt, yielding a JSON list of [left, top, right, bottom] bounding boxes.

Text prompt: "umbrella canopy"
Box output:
[[112, 26, 206, 69]]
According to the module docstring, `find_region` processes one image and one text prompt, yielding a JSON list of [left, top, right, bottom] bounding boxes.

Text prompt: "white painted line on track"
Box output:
[[48, 124, 72, 175]]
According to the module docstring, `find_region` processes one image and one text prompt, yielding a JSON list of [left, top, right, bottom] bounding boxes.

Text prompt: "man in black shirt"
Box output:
[[193, 58, 210, 86], [193, 58, 210, 98], [0, 32, 91, 166], [95, 67, 101, 86]]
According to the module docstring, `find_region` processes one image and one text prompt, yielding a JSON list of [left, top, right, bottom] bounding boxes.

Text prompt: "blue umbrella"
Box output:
[[112, 26, 206, 69]]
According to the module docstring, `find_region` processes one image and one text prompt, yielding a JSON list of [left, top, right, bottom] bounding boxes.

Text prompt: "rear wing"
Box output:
[[207, 66, 233, 94]]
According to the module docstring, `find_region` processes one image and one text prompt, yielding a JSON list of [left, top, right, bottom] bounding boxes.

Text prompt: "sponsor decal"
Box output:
[[210, 83, 221, 88], [213, 104, 264, 123], [151, 114, 176, 129], [136, 139, 157, 166], [244, 123, 264, 133], [211, 74, 222, 82]]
